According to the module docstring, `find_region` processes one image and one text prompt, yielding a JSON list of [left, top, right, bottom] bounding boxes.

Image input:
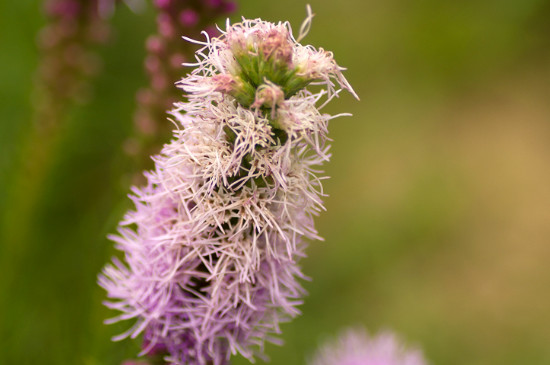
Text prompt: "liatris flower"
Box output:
[[0, 0, 118, 281], [100, 6, 357, 364], [127, 0, 237, 171], [36, 0, 114, 125], [310, 328, 428, 365]]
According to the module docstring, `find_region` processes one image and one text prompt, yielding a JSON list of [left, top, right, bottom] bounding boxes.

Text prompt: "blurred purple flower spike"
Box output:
[[128, 0, 238, 173]]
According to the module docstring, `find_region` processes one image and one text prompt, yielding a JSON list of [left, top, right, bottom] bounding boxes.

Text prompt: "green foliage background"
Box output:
[[1, 1, 550, 364]]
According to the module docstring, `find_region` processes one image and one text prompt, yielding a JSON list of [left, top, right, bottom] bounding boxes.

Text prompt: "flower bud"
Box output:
[[261, 28, 293, 66], [251, 81, 284, 111]]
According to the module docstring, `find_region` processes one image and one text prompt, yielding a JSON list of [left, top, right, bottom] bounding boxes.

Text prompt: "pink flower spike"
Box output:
[[100, 7, 357, 365]]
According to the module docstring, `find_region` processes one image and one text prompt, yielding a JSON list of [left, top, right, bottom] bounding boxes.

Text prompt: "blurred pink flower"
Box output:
[[310, 328, 428, 365]]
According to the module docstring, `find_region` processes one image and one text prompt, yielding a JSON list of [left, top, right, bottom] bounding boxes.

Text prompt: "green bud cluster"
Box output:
[[227, 38, 312, 109], [215, 33, 319, 190]]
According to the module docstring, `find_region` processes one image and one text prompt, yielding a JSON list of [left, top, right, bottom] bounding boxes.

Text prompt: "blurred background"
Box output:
[[1, 0, 550, 364]]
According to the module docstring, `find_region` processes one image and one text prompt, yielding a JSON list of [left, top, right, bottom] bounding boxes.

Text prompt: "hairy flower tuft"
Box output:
[[128, 0, 236, 172], [100, 6, 357, 364]]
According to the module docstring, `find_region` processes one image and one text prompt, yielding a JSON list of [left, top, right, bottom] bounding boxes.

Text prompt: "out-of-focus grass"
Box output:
[[1, 1, 550, 364]]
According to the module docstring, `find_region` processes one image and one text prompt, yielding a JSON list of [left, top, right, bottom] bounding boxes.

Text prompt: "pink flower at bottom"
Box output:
[[310, 328, 428, 365]]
